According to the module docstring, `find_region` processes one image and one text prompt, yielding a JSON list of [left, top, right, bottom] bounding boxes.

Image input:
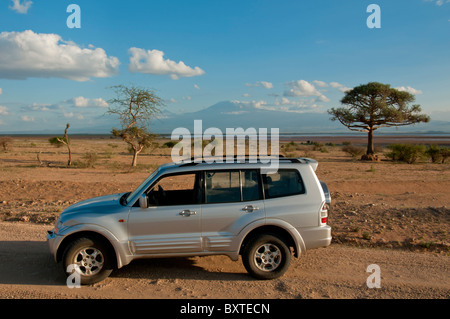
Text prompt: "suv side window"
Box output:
[[242, 170, 263, 201], [263, 169, 305, 199], [204, 169, 263, 204], [146, 172, 202, 206], [205, 171, 240, 204]]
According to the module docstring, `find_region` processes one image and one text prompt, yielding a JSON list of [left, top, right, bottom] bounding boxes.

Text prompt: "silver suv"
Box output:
[[47, 157, 331, 285]]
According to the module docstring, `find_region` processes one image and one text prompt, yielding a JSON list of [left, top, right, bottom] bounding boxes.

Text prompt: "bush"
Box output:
[[312, 142, 328, 152], [440, 147, 450, 164], [162, 141, 177, 148], [82, 152, 99, 168], [0, 136, 13, 151], [48, 136, 66, 148], [283, 141, 297, 152], [342, 145, 365, 158], [385, 144, 426, 164], [425, 144, 442, 163]]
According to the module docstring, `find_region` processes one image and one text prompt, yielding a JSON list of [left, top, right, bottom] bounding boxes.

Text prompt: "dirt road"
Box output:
[[0, 222, 447, 299]]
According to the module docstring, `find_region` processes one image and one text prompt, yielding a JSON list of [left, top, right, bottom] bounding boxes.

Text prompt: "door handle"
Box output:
[[179, 210, 197, 217], [242, 205, 259, 213]]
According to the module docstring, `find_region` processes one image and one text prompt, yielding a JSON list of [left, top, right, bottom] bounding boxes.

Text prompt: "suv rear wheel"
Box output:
[[62, 237, 113, 285], [242, 234, 291, 280]]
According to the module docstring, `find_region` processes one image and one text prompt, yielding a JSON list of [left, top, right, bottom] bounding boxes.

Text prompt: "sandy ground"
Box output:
[[0, 221, 448, 300], [0, 136, 448, 299]]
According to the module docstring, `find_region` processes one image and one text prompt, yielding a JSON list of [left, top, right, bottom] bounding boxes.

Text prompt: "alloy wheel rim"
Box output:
[[73, 247, 104, 276], [254, 243, 282, 272]]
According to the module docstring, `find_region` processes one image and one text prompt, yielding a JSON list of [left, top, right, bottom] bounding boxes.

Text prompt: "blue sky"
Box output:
[[0, 0, 449, 133]]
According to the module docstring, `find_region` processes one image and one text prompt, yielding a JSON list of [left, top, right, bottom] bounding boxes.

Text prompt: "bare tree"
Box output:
[[56, 124, 72, 166], [106, 85, 164, 166]]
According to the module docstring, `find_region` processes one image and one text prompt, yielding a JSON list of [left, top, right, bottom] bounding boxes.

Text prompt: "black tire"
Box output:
[[242, 234, 291, 280], [62, 237, 113, 285]]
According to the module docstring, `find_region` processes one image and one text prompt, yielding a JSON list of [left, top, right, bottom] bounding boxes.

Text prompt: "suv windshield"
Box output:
[[124, 168, 159, 205]]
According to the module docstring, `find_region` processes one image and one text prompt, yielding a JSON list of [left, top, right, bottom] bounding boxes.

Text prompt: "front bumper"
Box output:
[[47, 229, 63, 262]]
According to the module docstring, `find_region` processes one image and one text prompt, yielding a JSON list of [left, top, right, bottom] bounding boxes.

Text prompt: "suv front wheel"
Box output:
[[62, 237, 113, 285], [242, 234, 291, 280]]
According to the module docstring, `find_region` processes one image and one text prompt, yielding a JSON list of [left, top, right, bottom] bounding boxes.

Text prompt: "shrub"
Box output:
[[312, 142, 328, 152], [362, 231, 372, 240], [425, 144, 442, 163], [385, 144, 426, 164], [440, 147, 450, 164], [283, 141, 297, 152], [82, 152, 99, 168], [342, 144, 365, 158], [162, 141, 177, 148], [48, 136, 65, 148], [0, 136, 13, 151]]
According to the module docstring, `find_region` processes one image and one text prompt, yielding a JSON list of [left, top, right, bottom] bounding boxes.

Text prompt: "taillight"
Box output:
[[320, 202, 328, 225]]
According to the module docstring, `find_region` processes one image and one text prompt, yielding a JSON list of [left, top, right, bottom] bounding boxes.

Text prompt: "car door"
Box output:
[[127, 172, 202, 255], [200, 169, 265, 252]]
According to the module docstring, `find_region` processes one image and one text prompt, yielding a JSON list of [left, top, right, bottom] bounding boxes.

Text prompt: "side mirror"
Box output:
[[139, 194, 148, 209]]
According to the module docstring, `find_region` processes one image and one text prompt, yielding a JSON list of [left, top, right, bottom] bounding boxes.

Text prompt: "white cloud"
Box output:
[[327, 81, 352, 93], [284, 80, 329, 102], [128, 47, 205, 80], [245, 81, 274, 89], [194, 84, 200, 90], [21, 115, 34, 122], [0, 30, 120, 81], [395, 86, 423, 95], [9, 0, 32, 14], [432, 0, 450, 6], [0, 106, 9, 115], [25, 103, 53, 112], [312, 80, 328, 88], [329, 82, 343, 88], [338, 86, 352, 93], [72, 96, 108, 108], [64, 112, 84, 120], [274, 97, 321, 111]]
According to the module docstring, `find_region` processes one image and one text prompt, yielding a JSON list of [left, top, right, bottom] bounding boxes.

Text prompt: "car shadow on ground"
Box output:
[[111, 257, 253, 282], [0, 241, 66, 286], [0, 241, 252, 286]]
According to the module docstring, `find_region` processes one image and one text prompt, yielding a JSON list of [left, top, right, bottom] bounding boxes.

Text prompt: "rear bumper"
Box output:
[[297, 225, 332, 250]]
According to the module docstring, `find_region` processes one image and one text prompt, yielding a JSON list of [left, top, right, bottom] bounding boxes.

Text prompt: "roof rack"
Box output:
[[178, 155, 303, 166]]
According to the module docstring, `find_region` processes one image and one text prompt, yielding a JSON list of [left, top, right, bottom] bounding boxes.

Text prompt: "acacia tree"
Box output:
[[328, 82, 430, 161], [107, 85, 164, 167]]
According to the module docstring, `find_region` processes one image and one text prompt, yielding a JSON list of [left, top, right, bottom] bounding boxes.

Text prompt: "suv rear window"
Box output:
[[263, 169, 305, 199]]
